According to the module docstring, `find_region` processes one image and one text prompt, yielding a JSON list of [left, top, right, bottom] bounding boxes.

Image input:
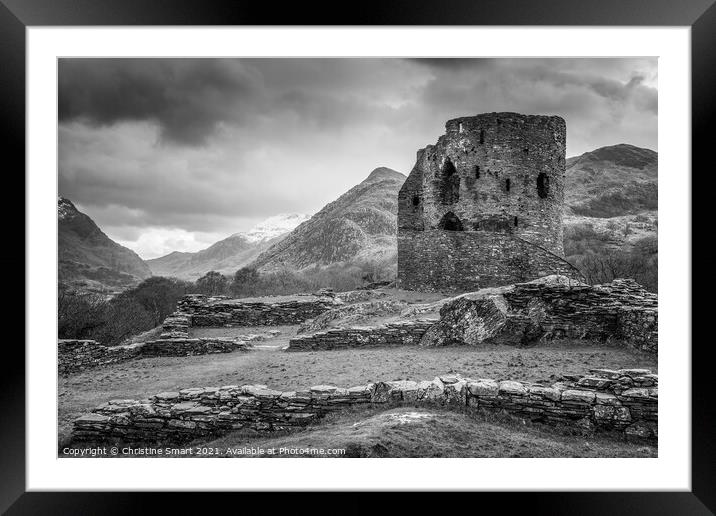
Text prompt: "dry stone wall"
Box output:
[[139, 338, 251, 357], [72, 368, 657, 445], [179, 293, 338, 327], [58, 340, 143, 375], [288, 320, 437, 351], [58, 338, 251, 376]]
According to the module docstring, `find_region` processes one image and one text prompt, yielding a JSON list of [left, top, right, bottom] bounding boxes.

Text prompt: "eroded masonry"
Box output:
[[398, 112, 582, 292]]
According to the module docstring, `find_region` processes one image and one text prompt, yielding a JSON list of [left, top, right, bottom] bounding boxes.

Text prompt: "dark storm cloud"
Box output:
[[59, 59, 263, 145], [408, 58, 496, 70], [58, 58, 657, 258], [59, 58, 415, 146], [414, 58, 657, 115]]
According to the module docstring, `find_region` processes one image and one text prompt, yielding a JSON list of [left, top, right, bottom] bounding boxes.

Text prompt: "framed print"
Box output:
[[2, 0, 711, 511]]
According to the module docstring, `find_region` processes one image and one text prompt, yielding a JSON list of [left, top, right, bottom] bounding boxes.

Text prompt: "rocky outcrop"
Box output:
[[288, 320, 437, 351], [71, 368, 657, 446], [419, 276, 657, 353]]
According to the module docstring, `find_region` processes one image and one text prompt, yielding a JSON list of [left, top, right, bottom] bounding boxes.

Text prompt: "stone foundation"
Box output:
[[288, 320, 437, 351], [71, 368, 657, 446]]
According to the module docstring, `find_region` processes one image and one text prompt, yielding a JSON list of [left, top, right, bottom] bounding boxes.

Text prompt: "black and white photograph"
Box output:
[[55, 57, 661, 459]]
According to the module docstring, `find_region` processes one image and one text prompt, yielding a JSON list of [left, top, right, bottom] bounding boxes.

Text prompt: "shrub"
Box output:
[[123, 276, 194, 325], [195, 271, 228, 296], [568, 236, 657, 293], [58, 276, 195, 345], [57, 290, 108, 340]]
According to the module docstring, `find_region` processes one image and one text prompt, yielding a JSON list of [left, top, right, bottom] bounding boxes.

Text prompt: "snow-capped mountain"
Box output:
[[147, 213, 308, 280], [238, 213, 311, 243]]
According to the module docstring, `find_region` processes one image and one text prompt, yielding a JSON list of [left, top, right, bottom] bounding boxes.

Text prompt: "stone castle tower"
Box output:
[[397, 112, 581, 292]]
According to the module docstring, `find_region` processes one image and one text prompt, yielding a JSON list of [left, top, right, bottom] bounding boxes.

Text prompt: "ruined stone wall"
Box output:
[[287, 320, 437, 351], [58, 340, 143, 375], [616, 307, 658, 354], [138, 338, 251, 357], [398, 112, 570, 292], [58, 338, 250, 376], [71, 368, 657, 445], [180, 294, 338, 327], [398, 229, 582, 292], [421, 277, 658, 354], [500, 278, 657, 349]]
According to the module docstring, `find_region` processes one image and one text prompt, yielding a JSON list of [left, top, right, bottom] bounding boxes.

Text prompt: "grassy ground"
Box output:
[[58, 332, 656, 447]]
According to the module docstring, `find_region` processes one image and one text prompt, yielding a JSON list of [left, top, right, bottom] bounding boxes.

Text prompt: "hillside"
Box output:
[[565, 144, 657, 218], [147, 214, 309, 280], [58, 197, 151, 292], [563, 144, 658, 253], [251, 167, 406, 272]]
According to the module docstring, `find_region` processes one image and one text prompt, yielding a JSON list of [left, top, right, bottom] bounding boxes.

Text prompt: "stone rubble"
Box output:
[[71, 368, 657, 446]]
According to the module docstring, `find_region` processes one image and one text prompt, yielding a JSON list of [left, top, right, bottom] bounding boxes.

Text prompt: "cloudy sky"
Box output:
[[58, 58, 657, 259]]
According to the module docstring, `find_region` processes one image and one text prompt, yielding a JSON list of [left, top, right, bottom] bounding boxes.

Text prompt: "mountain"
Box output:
[[58, 197, 152, 292], [563, 144, 658, 256], [565, 144, 657, 218], [242, 213, 310, 242], [146, 213, 309, 280], [250, 167, 406, 272]]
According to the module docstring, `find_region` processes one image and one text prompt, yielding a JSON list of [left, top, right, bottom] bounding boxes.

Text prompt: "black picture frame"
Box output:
[[2, 0, 710, 512]]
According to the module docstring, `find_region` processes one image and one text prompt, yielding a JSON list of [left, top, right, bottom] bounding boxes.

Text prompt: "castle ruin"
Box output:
[[398, 112, 582, 292]]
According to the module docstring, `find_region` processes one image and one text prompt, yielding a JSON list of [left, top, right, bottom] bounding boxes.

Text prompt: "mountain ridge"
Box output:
[[58, 197, 152, 292]]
